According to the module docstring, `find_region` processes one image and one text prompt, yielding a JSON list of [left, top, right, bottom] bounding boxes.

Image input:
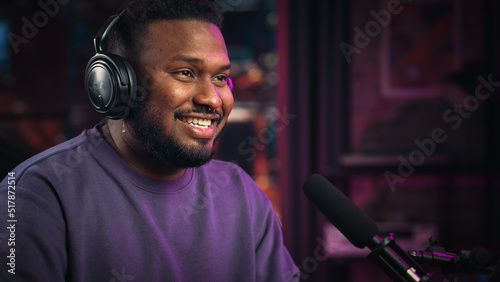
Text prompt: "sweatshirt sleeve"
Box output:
[[254, 199, 300, 282], [0, 173, 67, 282], [230, 162, 299, 282]]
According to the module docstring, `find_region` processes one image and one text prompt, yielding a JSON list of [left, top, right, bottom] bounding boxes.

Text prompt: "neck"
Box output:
[[101, 120, 186, 181]]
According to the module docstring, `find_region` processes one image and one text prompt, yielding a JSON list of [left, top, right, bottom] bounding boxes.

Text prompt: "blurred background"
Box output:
[[1, 0, 499, 281]]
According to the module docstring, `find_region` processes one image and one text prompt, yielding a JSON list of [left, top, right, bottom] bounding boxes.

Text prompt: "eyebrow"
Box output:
[[170, 55, 231, 71]]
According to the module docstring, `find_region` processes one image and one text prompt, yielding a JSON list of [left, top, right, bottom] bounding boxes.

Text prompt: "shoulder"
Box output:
[[0, 125, 104, 186]]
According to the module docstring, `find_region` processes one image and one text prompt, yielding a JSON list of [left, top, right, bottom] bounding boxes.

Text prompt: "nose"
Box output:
[[194, 80, 223, 110]]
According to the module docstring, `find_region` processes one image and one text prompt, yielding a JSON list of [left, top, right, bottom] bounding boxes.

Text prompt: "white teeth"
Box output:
[[180, 117, 212, 128]]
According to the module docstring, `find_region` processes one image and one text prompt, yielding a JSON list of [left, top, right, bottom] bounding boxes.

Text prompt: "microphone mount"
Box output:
[[408, 237, 500, 279], [367, 234, 432, 282]]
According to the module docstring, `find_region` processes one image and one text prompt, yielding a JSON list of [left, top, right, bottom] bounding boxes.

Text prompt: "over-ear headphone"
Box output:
[[84, 9, 137, 120], [85, 9, 234, 120]]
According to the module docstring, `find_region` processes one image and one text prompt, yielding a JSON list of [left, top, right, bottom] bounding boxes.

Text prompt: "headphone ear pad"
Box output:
[[85, 53, 137, 119], [228, 76, 234, 92]]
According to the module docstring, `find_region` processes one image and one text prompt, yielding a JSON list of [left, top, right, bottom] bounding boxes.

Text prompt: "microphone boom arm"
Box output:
[[367, 234, 433, 282], [408, 238, 499, 278]]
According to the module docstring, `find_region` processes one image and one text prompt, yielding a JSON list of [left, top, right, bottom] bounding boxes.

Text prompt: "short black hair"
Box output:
[[107, 0, 222, 62]]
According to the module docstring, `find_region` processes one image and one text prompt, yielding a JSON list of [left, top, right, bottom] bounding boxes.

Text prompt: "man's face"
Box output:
[[127, 19, 233, 168]]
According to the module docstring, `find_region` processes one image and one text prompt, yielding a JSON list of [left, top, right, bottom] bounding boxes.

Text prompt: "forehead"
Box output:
[[138, 19, 229, 65]]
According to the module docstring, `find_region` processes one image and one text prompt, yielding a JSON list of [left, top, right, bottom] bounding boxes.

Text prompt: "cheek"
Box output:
[[147, 94, 171, 120], [143, 87, 177, 129], [148, 82, 181, 112]]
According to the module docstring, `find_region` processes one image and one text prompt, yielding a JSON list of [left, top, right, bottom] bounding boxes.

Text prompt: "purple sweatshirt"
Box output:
[[0, 125, 299, 281]]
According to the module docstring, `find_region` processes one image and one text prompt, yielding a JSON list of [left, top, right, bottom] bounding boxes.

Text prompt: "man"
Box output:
[[0, 0, 299, 281]]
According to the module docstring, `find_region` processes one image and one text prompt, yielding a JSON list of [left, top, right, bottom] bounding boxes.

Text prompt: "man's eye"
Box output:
[[179, 70, 193, 77], [215, 75, 227, 82], [212, 75, 229, 87]]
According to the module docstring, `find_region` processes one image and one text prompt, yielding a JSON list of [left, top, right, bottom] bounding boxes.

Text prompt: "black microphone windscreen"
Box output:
[[303, 174, 379, 249]]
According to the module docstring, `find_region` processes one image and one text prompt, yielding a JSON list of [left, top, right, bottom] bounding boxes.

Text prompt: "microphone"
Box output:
[[303, 174, 432, 282], [302, 173, 378, 248]]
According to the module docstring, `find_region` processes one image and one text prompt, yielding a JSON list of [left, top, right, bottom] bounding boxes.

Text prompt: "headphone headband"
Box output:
[[94, 9, 126, 53]]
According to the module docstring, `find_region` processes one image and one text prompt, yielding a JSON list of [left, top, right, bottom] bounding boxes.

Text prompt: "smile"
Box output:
[[180, 117, 212, 128]]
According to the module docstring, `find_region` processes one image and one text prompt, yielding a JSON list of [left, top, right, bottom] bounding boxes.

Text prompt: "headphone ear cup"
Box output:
[[85, 53, 137, 120], [227, 76, 234, 92]]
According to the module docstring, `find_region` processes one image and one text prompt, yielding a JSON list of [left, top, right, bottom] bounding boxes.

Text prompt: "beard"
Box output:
[[126, 96, 217, 168]]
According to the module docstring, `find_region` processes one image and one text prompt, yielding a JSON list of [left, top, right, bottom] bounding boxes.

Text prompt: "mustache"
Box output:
[[174, 107, 223, 122]]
